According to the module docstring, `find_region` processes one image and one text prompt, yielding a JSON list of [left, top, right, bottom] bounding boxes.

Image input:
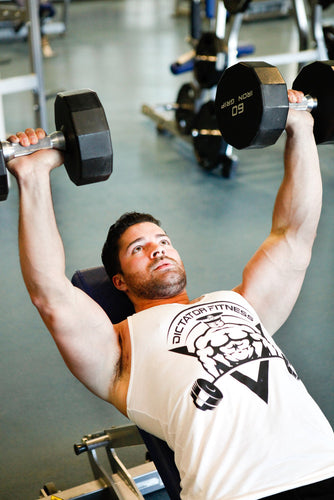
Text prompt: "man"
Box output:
[[6, 90, 334, 499]]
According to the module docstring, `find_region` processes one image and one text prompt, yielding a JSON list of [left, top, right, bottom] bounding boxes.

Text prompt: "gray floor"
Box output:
[[0, 1, 334, 498]]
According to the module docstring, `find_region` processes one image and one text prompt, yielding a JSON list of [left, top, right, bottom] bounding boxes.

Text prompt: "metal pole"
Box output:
[[292, 0, 309, 52], [312, 3, 328, 60], [26, 0, 47, 130]]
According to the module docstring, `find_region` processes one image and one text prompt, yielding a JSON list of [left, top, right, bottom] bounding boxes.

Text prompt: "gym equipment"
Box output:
[[170, 51, 196, 75], [0, 3, 25, 26], [225, 0, 328, 69], [142, 97, 237, 178], [191, 100, 237, 176], [190, 0, 202, 40], [0, 0, 69, 41], [194, 32, 227, 88], [191, 100, 227, 170], [242, 0, 291, 22], [170, 40, 254, 78], [292, 61, 334, 145], [0, 0, 47, 143], [37, 424, 166, 499], [175, 82, 198, 134], [193, 32, 255, 88], [0, 89, 113, 202], [143, 0, 331, 178], [224, 0, 251, 14], [323, 25, 334, 59], [215, 60, 334, 149]]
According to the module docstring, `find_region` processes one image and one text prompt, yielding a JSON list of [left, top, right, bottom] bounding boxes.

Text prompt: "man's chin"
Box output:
[[124, 266, 187, 300], [144, 274, 187, 300]]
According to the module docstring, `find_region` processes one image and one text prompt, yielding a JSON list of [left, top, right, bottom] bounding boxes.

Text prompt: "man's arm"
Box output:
[[7, 129, 124, 406], [234, 92, 322, 335]]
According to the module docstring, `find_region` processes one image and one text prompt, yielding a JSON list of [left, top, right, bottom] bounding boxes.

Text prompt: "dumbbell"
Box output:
[[191, 100, 227, 171], [214, 60, 334, 150], [194, 32, 255, 90], [0, 89, 113, 202], [174, 82, 198, 135], [194, 32, 227, 89]]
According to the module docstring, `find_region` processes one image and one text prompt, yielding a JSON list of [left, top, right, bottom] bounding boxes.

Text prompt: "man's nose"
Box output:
[[151, 245, 166, 259]]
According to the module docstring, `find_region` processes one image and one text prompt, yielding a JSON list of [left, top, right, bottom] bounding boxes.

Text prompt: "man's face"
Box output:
[[114, 222, 187, 300]]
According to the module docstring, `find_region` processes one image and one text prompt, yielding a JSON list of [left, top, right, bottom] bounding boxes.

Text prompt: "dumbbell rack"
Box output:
[[0, 0, 47, 139], [142, 0, 328, 177]]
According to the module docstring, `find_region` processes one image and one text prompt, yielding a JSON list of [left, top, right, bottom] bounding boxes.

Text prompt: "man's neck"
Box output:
[[132, 289, 191, 312]]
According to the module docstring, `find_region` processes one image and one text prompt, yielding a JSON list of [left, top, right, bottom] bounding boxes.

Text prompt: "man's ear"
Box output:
[[112, 273, 127, 292]]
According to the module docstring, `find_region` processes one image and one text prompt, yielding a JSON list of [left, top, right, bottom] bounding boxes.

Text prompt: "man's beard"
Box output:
[[122, 257, 187, 300]]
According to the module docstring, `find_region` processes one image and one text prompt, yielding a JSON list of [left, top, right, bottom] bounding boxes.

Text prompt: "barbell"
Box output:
[[214, 60, 334, 149], [0, 89, 113, 202]]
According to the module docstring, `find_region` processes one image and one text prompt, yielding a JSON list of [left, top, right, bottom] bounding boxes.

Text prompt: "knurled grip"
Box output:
[[1, 131, 66, 161]]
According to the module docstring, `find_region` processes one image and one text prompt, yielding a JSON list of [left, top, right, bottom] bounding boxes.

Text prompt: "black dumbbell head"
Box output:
[[194, 33, 226, 89], [292, 60, 334, 145], [175, 82, 197, 135], [215, 61, 289, 149], [192, 100, 225, 170], [55, 89, 113, 185], [224, 0, 252, 14]]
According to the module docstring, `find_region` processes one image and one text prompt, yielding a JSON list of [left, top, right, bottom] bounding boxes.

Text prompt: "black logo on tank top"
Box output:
[[167, 300, 298, 411]]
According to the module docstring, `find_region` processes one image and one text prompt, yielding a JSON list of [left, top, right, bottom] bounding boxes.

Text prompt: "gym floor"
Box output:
[[0, 1, 334, 498]]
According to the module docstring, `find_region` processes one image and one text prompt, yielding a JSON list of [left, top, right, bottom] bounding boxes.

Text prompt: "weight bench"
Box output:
[[71, 266, 182, 500]]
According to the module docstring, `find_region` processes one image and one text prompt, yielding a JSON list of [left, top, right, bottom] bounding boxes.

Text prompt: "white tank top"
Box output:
[[127, 291, 334, 499]]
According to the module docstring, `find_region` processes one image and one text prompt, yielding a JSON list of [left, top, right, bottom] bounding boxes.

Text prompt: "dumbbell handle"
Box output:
[[1, 131, 66, 162], [289, 94, 317, 112]]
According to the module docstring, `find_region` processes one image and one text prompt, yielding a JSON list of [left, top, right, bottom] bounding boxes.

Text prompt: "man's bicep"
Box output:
[[40, 284, 122, 400], [234, 233, 307, 335]]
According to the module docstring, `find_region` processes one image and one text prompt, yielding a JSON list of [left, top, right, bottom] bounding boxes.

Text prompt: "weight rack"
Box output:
[[141, 0, 329, 176]]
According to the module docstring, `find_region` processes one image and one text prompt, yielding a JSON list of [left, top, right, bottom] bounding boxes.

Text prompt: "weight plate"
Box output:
[[323, 26, 334, 60], [215, 61, 288, 149], [192, 100, 226, 170], [175, 82, 197, 135], [293, 60, 334, 145], [55, 89, 113, 185]]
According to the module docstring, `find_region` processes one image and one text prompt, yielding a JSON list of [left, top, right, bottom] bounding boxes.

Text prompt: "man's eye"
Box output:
[[133, 246, 142, 253], [161, 239, 170, 246]]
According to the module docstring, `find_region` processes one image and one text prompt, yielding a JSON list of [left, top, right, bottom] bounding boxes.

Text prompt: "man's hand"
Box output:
[[286, 89, 314, 136], [6, 128, 64, 183]]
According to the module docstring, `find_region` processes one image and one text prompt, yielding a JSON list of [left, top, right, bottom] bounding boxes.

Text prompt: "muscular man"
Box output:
[[7, 90, 334, 499]]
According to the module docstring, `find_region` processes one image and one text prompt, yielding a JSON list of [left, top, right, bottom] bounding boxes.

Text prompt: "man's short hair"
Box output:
[[101, 211, 161, 280]]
